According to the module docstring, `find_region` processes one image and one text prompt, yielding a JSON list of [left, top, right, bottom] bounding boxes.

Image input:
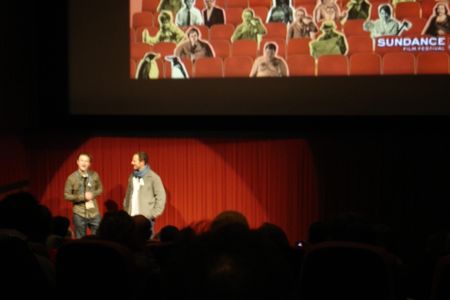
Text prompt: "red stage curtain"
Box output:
[[28, 136, 318, 243]]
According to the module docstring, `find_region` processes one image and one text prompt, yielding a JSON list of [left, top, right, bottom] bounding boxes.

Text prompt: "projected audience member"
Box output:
[[267, 0, 294, 24], [310, 21, 348, 58], [231, 8, 267, 42], [314, 0, 346, 24], [136, 52, 161, 79], [143, 11, 185, 45], [176, 0, 204, 26], [174, 27, 215, 62], [346, 0, 371, 20], [363, 4, 411, 38], [422, 3, 450, 36], [64, 153, 103, 239], [158, 0, 183, 16], [288, 7, 318, 39], [250, 42, 289, 77], [123, 152, 166, 235], [202, 0, 225, 27]]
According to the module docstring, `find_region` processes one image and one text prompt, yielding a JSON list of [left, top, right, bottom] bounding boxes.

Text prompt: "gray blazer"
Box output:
[[123, 170, 166, 220]]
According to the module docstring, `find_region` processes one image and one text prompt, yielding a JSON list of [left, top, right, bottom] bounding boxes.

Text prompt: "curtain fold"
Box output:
[[28, 136, 318, 243]]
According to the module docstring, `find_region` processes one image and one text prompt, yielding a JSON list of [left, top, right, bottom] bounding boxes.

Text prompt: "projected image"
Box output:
[[130, 0, 450, 78]]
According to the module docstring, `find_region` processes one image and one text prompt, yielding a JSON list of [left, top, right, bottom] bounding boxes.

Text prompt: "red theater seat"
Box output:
[[287, 54, 316, 76], [153, 42, 177, 57], [252, 6, 270, 22], [347, 36, 374, 55], [225, 7, 245, 26], [416, 52, 449, 74], [395, 2, 422, 19], [249, 0, 273, 9], [130, 28, 136, 44], [231, 39, 259, 58], [343, 19, 369, 37], [224, 56, 254, 77], [210, 24, 235, 40], [132, 12, 154, 29], [130, 42, 153, 61], [210, 39, 231, 59], [317, 55, 349, 76], [265, 22, 288, 39], [421, 1, 436, 19], [130, 59, 137, 78], [349, 52, 381, 75], [382, 52, 415, 75], [402, 17, 427, 35], [194, 57, 224, 77], [287, 38, 311, 57], [142, 0, 159, 12], [226, 0, 249, 8]]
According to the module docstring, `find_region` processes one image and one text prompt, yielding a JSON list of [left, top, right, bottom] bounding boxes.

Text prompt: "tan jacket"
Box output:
[[64, 170, 103, 218], [123, 170, 166, 220]]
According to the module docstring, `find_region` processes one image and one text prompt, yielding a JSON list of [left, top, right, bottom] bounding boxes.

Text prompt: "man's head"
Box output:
[[242, 8, 254, 23], [131, 151, 148, 171], [204, 0, 216, 9], [264, 42, 277, 59], [159, 11, 172, 29], [77, 153, 91, 172], [295, 7, 306, 20], [187, 27, 200, 44], [184, 0, 195, 9]]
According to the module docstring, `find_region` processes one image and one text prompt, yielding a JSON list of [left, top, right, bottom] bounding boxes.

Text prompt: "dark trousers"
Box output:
[[73, 213, 101, 239]]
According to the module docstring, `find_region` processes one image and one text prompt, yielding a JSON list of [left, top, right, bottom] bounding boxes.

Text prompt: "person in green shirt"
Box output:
[[231, 8, 267, 43], [309, 21, 348, 59], [142, 10, 185, 45]]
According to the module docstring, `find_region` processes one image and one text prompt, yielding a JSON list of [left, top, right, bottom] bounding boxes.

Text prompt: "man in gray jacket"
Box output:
[[64, 153, 103, 238], [123, 152, 166, 235]]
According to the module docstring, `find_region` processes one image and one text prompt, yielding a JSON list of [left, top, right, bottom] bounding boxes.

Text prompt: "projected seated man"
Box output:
[[174, 27, 215, 62], [288, 7, 318, 39], [231, 8, 267, 43], [142, 11, 185, 45], [176, 0, 204, 26], [363, 4, 410, 38], [158, 0, 183, 16], [345, 0, 371, 20], [309, 21, 348, 58], [202, 0, 225, 27], [249, 42, 289, 77]]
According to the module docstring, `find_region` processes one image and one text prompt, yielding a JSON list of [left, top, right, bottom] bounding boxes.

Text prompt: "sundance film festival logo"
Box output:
[[376, 36, 447, 52]]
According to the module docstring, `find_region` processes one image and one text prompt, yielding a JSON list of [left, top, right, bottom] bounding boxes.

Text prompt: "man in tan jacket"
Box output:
[[123, 152, 166, 236], [64, 153, 103, 238]]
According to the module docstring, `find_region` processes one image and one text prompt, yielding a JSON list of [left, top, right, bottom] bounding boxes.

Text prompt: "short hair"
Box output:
[[77, 153, 92, 161], [159, 11, 172, 23], [243, 8, 254, 17], [379, 4, 391, 17], [264, 42, 277, 51], [134, 151, 148, 164], [187, 27, 200, 37]]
